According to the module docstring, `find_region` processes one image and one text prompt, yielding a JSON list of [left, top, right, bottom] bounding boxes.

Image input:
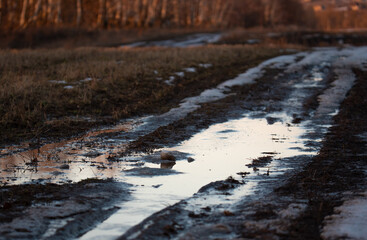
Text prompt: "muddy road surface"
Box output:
[[1, 46, 367, 239]]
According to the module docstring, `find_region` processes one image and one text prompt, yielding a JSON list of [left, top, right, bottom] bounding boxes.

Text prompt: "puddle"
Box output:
[[82, 114, 315, 239], [0, 121, 136, 185], [2, 46, 367, 239]]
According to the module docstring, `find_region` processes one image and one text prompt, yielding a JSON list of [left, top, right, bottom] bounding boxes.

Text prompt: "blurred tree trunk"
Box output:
[[55, 0, 61, 24], [0, 0, 2, 25], [20, 0, 29, 27], [172, 0, 180, 26], [76, 0, 82, 26], [160, 0, 168, 23], [0, 0, 3, 26], [133, 0, 140, 27], [24, 0, 41, 27], [46, 0, 61, 24], [7, 0, 18, 27], [145, 0, 158, 27], [114, 0, 122, 26], [97, 0, 106, 28], [121, 0, 129, 26]]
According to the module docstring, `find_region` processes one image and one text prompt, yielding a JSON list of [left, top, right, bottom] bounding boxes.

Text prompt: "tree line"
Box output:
[[0, 0, 366, 32]]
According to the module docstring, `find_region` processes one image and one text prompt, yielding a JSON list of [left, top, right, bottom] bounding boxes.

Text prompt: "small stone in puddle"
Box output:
[[161, 162, 176, 169], [187, 157, 195, 163], [59, 164, 70, 170], [160, 151, 176, 161], [223, 210, 235, 216]]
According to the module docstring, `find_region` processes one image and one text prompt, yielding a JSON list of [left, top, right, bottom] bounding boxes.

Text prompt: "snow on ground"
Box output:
[[121, 33, 222, 48], [80, 77, 93, 83], [198, 63, 212, 68], [49, 80, 67, 84], [322, 130, 367, 240], [321, 192, 367, 240], [184, 67, 197, 73], [175, 71, 185, 77], [164, 76, 175, 85]]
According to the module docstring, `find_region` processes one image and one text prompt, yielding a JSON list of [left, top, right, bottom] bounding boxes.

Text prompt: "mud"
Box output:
[[0, 179, 131, 240], [1, 47, 367, 239], [118, 47, 367, 239]]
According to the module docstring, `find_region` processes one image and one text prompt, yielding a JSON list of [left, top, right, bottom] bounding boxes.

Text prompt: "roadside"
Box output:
[[0, 45, 281, 148]]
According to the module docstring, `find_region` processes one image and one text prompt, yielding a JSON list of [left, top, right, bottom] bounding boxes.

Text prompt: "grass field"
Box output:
[[0, 45, 282, 146]]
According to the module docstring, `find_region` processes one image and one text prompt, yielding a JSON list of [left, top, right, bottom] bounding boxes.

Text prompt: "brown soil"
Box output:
[[118, 57, 367, 240], [278, 68, 367, 238]]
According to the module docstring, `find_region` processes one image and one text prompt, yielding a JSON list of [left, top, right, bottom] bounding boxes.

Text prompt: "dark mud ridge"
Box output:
[[0, 179, 131, 239]]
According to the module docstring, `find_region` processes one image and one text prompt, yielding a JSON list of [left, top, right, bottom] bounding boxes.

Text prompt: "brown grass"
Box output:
[[0, 45, 281, 145], [219, 28, 367, 47]]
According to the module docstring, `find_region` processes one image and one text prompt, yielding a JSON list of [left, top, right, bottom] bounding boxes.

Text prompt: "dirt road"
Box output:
[[1, 46, 367, 239]]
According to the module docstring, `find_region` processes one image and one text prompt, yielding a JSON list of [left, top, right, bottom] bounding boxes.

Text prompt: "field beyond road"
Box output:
[[0, 45, 282, 147]]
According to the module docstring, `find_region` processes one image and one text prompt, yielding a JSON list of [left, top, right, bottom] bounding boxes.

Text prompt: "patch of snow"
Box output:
[[316, 47, 367, 116], [322, 192, 367, 240], [247, 39, 260, 44], [175, 72, 185, 77], [49, 80, 67, 84], [199, 63, 212, 68], [164, 76, 175, 85], [64, 86, 74, 89], [121, 41, 146, 48], [219, 54, 300, 89], [277, 203, 307, 220], [120, 33, 222, 48], [80, 77, 93, 83], [155, 53, 303, 127], [184, 67, 196, 73], [153, 70, 159, 75]]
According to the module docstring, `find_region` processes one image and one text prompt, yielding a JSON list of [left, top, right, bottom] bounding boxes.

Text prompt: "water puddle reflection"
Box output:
[[82, 113, 315, 239]]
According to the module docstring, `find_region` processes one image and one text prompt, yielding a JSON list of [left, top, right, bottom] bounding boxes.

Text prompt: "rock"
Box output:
[[161, 162, 176, 169], [160, 151, 176, 161], [187, 157, 195, 163], [59, 164, 70, 170]]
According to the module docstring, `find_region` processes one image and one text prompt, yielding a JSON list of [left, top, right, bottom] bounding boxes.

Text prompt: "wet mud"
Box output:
[[1, 47, 367, 239], [119, 48, 367, 239], [0, 179, 131, 240]]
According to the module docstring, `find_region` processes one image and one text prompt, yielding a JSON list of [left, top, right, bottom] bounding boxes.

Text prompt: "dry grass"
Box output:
[[219, 28, 367, 47], [0, 45, 281, 145]]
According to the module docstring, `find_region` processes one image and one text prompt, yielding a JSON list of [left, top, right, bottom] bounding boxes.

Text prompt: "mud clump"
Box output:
[[246, 156, 273, 168], [160, 151, 176, 161]]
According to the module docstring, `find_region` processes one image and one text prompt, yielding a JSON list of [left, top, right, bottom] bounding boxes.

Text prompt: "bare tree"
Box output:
[[76, 0, 82, 26], [57, 0, 61, 23], [7, 0, 18, 27], [0, 0, 3, 25], [46, 0, 62, 24], [97, 0, 106, 27], [20, 0, 29, 27], [29, 0, 43, 26]]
